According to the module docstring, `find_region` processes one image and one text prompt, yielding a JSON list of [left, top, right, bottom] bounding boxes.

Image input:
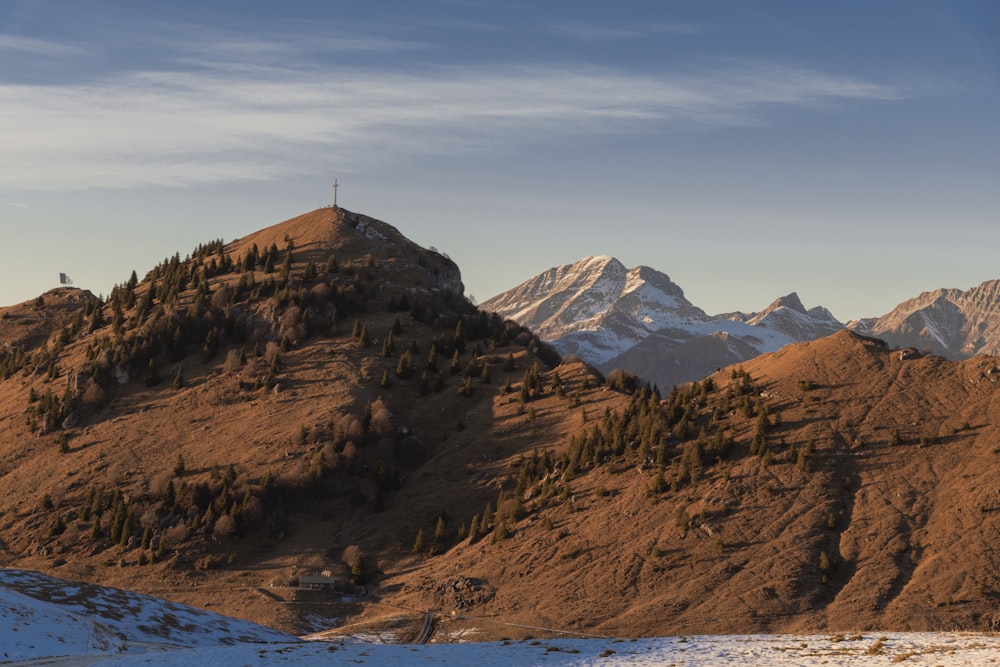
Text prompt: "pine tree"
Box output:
[[381, 331, 395, 358], [396, 350, 413, 379], [426, 344, 438, 372], [434, 516, 447, 544], [144, 359, 162, 387]]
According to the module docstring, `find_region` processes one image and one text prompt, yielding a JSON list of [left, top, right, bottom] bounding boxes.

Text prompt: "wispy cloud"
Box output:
[[552, 21, 703, 42], [0, 33, 83, 57], [5, 201, 30, 208], [0, 57, 907, 190]]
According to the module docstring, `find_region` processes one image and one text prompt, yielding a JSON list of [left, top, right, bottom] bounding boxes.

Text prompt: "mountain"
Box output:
[[851, 279, 1000, 359], [481, 256, 843, 389], [374, 330, 1000, 636], [0, 206, 569, 636], [2, 208, 998, 642]]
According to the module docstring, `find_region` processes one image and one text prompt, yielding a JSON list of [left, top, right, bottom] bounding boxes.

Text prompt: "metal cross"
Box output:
[[333, 179, 339, 208]]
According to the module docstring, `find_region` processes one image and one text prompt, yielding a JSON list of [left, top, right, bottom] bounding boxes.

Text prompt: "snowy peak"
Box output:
[[480, 257, 707, 364], [745, 292, 842, 340], [483, 257, 843, 388], [768, 292, 807, 314]]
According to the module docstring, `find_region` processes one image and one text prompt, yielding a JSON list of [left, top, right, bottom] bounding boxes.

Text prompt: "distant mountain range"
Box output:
[[482, 256, 1000, 388]]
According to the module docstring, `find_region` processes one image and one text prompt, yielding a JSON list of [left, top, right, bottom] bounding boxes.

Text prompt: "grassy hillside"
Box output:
[[1, 208, 997, 638]]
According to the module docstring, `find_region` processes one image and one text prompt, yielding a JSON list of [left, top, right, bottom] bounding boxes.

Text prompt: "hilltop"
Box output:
[[0, 208, 997, 641], [361, 330, 999, 636], [0, 207, 570, 632]]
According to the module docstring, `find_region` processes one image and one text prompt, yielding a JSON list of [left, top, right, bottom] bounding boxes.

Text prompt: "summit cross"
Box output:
[[332, 179, 339, 208]]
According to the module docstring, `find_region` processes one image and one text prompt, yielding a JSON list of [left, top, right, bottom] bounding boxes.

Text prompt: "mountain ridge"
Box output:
[[481, 257, 842, 389], [854, 279, 1000, 359], [1, 208, 999, 642]]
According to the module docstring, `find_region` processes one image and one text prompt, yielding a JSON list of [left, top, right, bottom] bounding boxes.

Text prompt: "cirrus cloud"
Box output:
[[0, 57, 906, 191]]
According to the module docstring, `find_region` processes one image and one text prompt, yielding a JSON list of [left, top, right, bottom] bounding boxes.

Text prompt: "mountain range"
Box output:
[[483, 256, 1000, 389], [1, 207, 999, 645]]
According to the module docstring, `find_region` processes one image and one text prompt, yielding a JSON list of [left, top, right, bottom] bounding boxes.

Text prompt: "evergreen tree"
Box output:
[[426, 344, 438, 372], [396, 350, 413, 379], [434, 516, 447, 543], [145, 359, 162, 387]]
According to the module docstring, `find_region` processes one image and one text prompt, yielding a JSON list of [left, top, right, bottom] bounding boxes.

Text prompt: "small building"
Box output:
[[299, 571, 338, 591]]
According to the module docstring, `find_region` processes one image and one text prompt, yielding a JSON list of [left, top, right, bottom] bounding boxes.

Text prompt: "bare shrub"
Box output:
[[243, 356, 260, 377], [214, 514, 237, 538], [340, 416, 364, 445], [369, 398, 392, 437], [140, 506, 160, 532], [310, 283, 330, 302], [160, 523, 189, 549], [105, 461, 128, 486], [308, 423, 326, 444], [240, 495, 263, 526], [81, 379, 107, 407], [279, 306, 307, 341], [340, 441, 360, 473], [264, 341, 281, 365], [211, 285, 235, 310], [223, 349, 243, 373], [342, 544, 363, 568], [150, 471, 172, 497]]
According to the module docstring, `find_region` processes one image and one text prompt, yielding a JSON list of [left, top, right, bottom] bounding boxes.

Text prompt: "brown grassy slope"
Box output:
[[366, 331, 1000, 637], [0, 207, 622, 635], [1, 208, 998, 639], [0, 287, 98, 351]]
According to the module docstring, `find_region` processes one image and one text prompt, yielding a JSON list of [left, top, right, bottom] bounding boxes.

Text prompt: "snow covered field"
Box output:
[[80, 632, 1000, 666], [2, 569, 998, 665]]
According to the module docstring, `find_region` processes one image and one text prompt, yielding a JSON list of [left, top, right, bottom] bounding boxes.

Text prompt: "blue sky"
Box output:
[[1, 1, 998, 320]]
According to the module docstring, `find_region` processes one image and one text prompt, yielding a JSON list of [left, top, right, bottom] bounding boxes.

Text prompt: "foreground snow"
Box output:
[[0, 568, 294, 662], [3, 569, 997, 665], [87, 633, 1000, 666]]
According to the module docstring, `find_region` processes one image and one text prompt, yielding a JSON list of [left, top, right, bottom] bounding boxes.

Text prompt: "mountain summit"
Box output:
[[482, 258, 842, 388], [481, 256, 707, 366], [853, 279, 1000, 358]]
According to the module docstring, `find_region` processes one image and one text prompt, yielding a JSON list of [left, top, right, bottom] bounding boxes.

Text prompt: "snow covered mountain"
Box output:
[[481, 256, 843, 389], [850, 279, 1000, 359]]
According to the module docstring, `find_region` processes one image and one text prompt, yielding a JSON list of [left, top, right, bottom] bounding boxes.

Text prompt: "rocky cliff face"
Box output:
[[482, 257, 843, 388], [850, 280, 1000, 359]]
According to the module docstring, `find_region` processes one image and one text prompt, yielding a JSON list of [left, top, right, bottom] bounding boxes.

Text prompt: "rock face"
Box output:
[[481, 256, 843, 388], [850, 280, 1000, 359]]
